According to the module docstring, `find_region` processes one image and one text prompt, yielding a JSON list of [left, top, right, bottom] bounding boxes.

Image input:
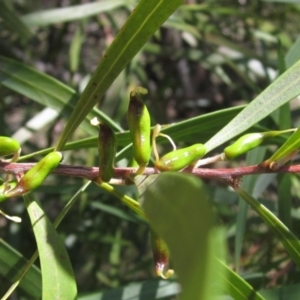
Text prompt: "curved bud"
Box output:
[[127, 87, 151, 173], [0, 136, 21, 162], [5, 151, 63, 197], [223, 129, 295, 160], [155, 144, 206, 172], [150, 229, 174, 279], [223, 133, 265, 160], [91, 118, 116, 182]]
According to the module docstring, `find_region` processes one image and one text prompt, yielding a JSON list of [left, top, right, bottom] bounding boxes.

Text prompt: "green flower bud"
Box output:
[[0, 136, 21, 161], [155, 143, 206, 172], [97, 122, 117, 182], [150, 229, 174, 279], [127, 87, 151, 171], [223, 129, 295, 160], [224, 133, 265, 160], [5, 152, 62, 197]]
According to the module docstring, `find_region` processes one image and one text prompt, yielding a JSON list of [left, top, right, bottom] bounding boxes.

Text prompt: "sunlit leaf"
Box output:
[[18, 105, 275, 161], [263, 126, 300, 168], [23, 194, 77, 299], [56, 0, 184, 150], [204, 59, 300, 152]]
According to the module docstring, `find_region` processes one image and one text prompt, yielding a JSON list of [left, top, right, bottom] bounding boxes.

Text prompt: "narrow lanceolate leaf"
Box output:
[[278, 174, 292, 229], [19, 105, 249, 161], [236, 188, 300, 268], [69, 23, 85, 73], [140, 173, 216, 300], [0, 2, 32, 42], [286, 35, 300, 68], [23, 195, 77, 300], [22, 0, 129, 27], [55, 0, 183, 150], [0, 56, 121, 133], [204, 59, 300, 153], [0, 239, 41, 299], [217, 259, 265, 300], [263, 126, 300, 169]]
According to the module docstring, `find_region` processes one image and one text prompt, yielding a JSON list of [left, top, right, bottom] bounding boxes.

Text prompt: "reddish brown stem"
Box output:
[[1, 161, 300, 184]]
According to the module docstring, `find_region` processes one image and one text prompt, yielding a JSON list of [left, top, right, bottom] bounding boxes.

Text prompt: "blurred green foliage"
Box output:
[[1, 0, 300, 299]]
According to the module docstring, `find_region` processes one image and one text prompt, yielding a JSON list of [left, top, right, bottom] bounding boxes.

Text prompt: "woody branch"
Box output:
[[1, 161, 300, 183]]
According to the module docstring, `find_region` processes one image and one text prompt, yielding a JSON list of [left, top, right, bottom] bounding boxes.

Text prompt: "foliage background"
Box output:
[[1, 0, 300, 298]]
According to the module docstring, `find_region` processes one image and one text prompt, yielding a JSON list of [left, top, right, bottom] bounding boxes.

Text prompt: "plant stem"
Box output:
[[2, 161, 300, 183]]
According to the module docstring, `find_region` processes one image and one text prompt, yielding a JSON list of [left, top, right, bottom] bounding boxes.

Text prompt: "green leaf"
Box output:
[[140, 173, 216, 300], [236, 188, 300, 268], [23, 194, 77, 300], [164, 15, 201, 39], [204, 33, 267, 64], [2, 182, 92, 299], [204, 59, 300, 152], [69, 23, 85, 73], [264, 126, 300, 167], [218, 259, 265, 300], [260, 283, 300, 299], [285, 35, 300, 68], [21, 0, 132, 27], [18, 105, 270, 161], [78, 279, 180, 300], [90, 201, 144, 223], [0, 239, 41, 299], [55, 0, 184, 150], [0, 55, 122, 133], [278, 174, 292, 228], [234, 147, 268, 271], [64, 105, 247, 150], [95, 182, 145, 219], [0, 2, 32, 43], [277, 38, 287, 75]]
